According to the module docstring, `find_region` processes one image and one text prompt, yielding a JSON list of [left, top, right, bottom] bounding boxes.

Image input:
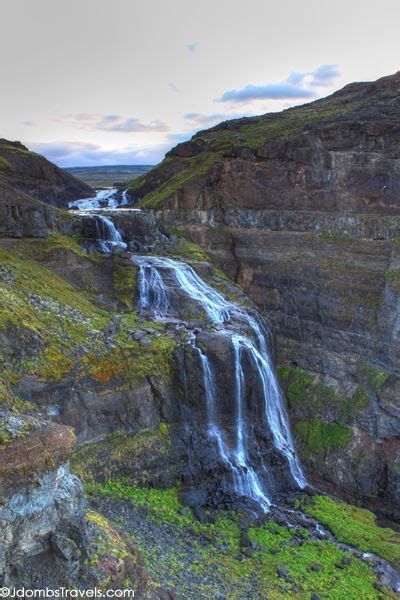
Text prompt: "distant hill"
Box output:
[[66, 165, 153, 188], [0, 139, 93, 207]]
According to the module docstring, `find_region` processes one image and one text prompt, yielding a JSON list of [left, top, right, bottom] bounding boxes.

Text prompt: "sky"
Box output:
[[1, 0, 400, 167]]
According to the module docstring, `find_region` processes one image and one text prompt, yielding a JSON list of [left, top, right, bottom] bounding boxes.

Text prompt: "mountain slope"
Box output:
[[127, 71, 400, 213], [0, 139, 93, 207]]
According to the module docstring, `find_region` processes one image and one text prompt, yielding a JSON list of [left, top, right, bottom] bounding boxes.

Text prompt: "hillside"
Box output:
[[0, 139, 93, 207]]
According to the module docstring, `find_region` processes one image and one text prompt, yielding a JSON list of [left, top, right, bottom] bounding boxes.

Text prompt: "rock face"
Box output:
[[0, 180, 80, 238], [124, 72, 400, 520], [0, 139, 93, 207], [0, 414, 150, 590]]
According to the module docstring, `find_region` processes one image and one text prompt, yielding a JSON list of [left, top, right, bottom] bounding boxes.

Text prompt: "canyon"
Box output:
[[1, 72, 400, 597]]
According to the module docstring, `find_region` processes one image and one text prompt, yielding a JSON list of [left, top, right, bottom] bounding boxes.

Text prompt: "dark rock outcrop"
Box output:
[[0, 180, 79, 238], [0, 139, 93, 207]]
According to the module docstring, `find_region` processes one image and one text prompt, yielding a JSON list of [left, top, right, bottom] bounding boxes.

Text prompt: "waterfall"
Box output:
[[194, 342, 271, 509], [69, 188, 119, 210], [91, 214, 127, 253], [121, 190, 129, 206], [133, 254, 306, 508]]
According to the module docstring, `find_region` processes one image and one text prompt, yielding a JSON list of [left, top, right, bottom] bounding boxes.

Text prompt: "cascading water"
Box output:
[[194, 343, 271, 509], [95, 215, 127, 252], [133, 254, 306, 509], [69, 188, 120, 210]]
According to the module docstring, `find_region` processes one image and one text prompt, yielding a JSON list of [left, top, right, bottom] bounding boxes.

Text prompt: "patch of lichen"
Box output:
[[295, 419, 352, 454], [86, 483, 380, 598], [113, 258, 137, 309], [84, 509, 133, 589], [71, 424, 172, 484], [303, 495, 400, 566]]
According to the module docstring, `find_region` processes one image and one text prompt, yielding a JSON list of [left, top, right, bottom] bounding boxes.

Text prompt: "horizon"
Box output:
[[1, 0, 400, 167]]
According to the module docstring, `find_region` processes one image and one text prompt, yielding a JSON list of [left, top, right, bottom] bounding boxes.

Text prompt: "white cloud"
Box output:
[[217, 64, 341, 103], [62, 113, 169, 133]]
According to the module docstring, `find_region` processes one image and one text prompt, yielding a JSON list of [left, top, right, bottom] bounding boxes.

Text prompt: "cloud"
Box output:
[[185, 42, 199, 54], [217, 64, 340, 103], [30, 140, 166, 167], [63, 113, 169, 133], [309, 64, 341, 86]]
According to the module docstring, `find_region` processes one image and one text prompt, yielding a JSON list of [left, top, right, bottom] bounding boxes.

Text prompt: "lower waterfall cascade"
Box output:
[[133, 254, 306, 509]]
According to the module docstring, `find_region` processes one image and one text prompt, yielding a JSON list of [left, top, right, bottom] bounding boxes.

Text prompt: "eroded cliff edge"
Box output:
[[125, 71, 400, 519]]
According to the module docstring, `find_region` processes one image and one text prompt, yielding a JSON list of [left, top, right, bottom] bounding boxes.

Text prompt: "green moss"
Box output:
[[304, 495, 400, 565], [0, 156, 12, 171], [83, 333, 175, 385], [295, 419, 352, 454], [87, 483, 380, 598], [0, 425, 12, 444], [113, 258, 137, 309], [172, 239, 209, 262], [357, 361, 389, 391], [278, 365, 372, 423], [34, 345, 74, 382]]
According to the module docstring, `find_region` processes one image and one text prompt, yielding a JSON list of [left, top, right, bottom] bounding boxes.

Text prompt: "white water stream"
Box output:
[[133, 254, 306, 508]]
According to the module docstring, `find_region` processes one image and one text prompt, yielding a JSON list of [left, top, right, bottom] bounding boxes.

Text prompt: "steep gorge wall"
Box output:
[[126, 72, 400, 519]]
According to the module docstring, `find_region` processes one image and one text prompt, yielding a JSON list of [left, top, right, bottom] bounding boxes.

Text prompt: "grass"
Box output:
[[86, 481, 382, 598], [304, 495, 400, 566]]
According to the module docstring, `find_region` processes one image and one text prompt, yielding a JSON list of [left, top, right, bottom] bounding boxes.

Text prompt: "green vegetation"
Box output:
[[357, 361, 389, 391], [277, 365, 371, 423], [113, 259, 137, 309], [83, 333, 175, 384], [0, 156, 12, 171], [295, 419, 352, 454], [0, 235, 176, 414], [304, 495, 400, 565], [133, 152, 218, 209], [86, 482, 381, 598]]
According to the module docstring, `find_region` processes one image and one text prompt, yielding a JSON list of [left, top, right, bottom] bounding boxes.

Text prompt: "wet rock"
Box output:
[[309, 562, 324, 572]]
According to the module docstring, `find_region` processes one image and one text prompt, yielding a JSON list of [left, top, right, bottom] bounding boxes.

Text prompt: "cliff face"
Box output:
[[0, 139, 93, 208], [125, 72, 400, 518]]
